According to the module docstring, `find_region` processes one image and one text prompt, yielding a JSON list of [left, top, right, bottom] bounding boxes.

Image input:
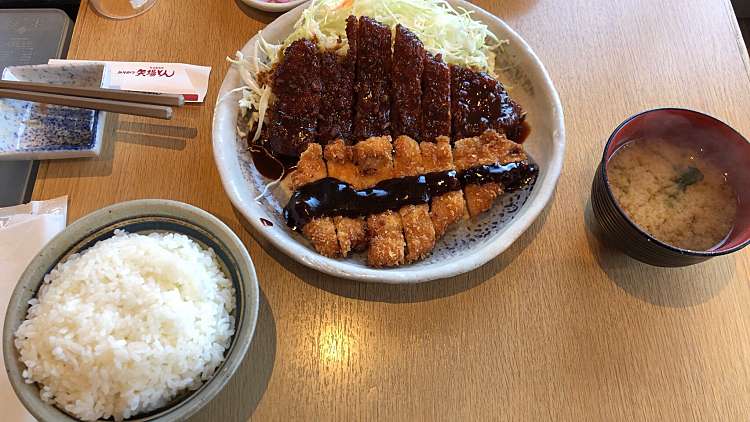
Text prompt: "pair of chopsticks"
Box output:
[[0, 80, 184, 120]]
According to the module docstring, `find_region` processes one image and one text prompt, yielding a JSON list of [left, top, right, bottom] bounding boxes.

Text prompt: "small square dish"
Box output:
[[0, 63, 108, 160]]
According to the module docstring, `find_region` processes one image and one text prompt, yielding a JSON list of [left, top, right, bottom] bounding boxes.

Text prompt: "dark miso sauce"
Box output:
[[517, 121, 531, 144], [284, 160, 538, 231], [249, 143, 297, 180]]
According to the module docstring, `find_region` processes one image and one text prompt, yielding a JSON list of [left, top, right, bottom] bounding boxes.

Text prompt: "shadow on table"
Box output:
[[583, 199, 735, 308], [41, 117, 199, 179], [233, 0, 278, 24], [115, 120, 198, 151], [188, 288, 277, 422], [235, 197, 551, 303]]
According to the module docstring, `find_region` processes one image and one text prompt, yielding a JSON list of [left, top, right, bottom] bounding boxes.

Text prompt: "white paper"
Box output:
[[0, 196, 67, 422], [48, 59, 211, 102]]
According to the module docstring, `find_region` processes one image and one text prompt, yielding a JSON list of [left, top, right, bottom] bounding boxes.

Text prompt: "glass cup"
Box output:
[[90, 0, 158, 20]]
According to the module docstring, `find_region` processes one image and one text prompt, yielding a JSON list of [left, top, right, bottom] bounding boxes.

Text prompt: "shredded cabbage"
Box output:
[[226, 47, 275, 142], [285, 0, 502, 72], [229, 0, 503, 145]]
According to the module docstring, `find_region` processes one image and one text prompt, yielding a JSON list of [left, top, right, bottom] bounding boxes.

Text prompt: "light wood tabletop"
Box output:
[[30, 0, 750, 419]]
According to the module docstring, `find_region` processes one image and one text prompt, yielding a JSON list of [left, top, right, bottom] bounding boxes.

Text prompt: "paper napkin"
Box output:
[[48, 59, 211, 102], [0, 196, 67, 422]]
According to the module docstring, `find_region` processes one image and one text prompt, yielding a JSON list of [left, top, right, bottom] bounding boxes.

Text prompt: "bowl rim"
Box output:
[[2, 199, 259, 422], [211, 0, 566, 283], [600, 107, 750, 257]]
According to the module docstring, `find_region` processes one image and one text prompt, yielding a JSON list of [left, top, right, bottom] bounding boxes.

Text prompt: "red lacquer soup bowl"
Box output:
[[591, 108, 750, 267]]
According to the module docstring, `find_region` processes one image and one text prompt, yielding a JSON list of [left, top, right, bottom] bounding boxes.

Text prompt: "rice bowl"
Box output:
[[3, 199, 259, 422], [14, 231, 235, 421]]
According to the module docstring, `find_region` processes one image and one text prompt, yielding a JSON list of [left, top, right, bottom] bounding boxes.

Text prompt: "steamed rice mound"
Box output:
[[14, 231, 236, 421]]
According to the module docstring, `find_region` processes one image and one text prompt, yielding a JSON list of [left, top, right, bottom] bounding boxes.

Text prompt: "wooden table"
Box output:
[[31, 0, 750, 419]]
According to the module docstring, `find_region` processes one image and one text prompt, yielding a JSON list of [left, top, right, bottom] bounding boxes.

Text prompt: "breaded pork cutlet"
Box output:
[[391, 25, 425, 140], [345, 15, 359, 71], [318, 52, 355, 143], [420, 53, 451, 142], [353, 17, 392, 140], [323, 139, 368, 256], [453, 129, 527, 216], [352, 135, 395, 188], [353, 136, 406, 267], [420, 136, 467, 237], [393, 135, 436, 262], [290, 143, 340, 257], [267, 39, 321, 157], [450, 65, 524, 142], [316, 17, 358, 144]]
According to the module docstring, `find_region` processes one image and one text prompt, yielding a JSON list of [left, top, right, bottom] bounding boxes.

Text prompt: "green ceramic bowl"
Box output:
[[3, 199, 259, 421]]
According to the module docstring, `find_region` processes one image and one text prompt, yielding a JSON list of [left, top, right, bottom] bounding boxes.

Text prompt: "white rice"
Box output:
[[14, 230, 236, 421]]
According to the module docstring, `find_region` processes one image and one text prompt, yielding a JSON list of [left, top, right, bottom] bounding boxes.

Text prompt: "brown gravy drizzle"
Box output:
[[249, 143, 297, 180], [284, 160, 539, 231], [517, 120, 531, 144], [249, 144, 283, 180]]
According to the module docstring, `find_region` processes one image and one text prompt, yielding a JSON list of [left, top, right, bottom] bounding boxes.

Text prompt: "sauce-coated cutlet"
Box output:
[[353, 17, 393, 140], [420, 53, 451, 141], [316, 16, 359, 144], [391, 24, 426, 140], [287, 130, 536, 266], [267, 39, 321, 157], [450, 65, 523, 141]]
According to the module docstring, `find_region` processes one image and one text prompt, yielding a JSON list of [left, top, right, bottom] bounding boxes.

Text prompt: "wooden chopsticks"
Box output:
[[0, 80, 184, 120]]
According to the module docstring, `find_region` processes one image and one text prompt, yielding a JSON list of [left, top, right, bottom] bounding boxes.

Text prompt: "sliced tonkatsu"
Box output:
[[352, 136, 406, 267], [263, 16, 538, 267], [316, 17, 358, 144], [420, 53, 451, 142], [450, 65, 524, 141], [391, 25, 426, 140], [393, 136, 436, 262], [453, 130, 529, 216], [284, 130, 537, 266], [317, 52, 355, 144], [289, 143, 340, 257], [352, 135, 395, 188], [353, 17, 392, 140], [267, 39, 321, 157], [324, 139, 368, 256], [262, 15, 526, 156], [420, 136, 466, 237], [345, 15, 359, 69]]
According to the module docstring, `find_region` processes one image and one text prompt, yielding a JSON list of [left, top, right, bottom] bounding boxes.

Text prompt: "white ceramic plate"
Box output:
[[212, 0, 565, 283], [240, 0, 307, 13]]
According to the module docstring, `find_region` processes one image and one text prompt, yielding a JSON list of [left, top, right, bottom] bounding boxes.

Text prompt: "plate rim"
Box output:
[[240, 0, 308, 13], [212, 0, 566, 283]]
